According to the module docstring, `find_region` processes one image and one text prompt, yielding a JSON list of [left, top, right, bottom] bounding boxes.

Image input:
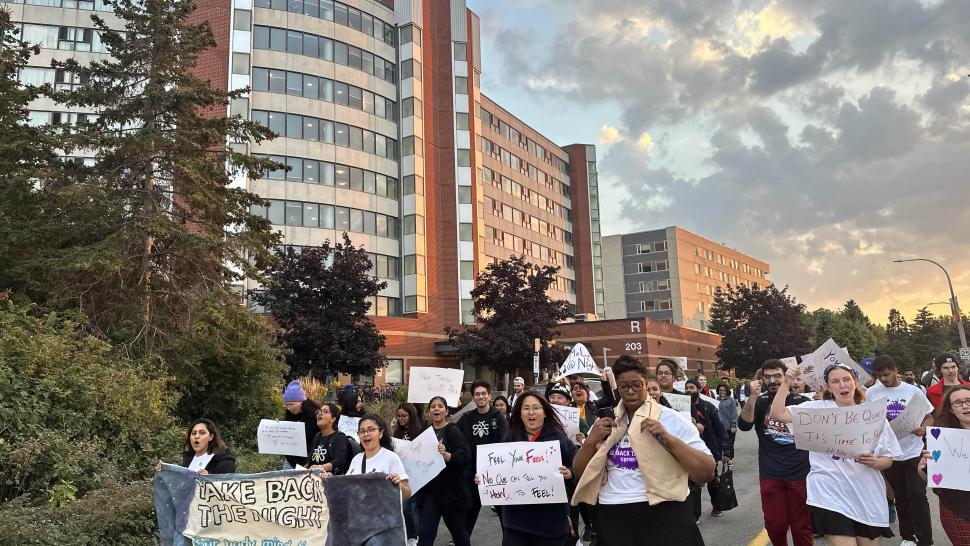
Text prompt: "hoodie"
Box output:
[[307, 430, 351, 475]]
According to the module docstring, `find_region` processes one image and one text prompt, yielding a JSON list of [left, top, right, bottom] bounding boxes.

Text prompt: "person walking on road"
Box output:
[[457, 380, 508, 536], [716, 384, 738, 458], [927, 353, 970, 410]]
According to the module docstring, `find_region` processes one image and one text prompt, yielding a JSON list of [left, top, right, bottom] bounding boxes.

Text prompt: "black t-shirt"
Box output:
[[737, 392, 810, 481]]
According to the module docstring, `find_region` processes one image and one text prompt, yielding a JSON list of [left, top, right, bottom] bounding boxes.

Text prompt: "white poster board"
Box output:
[[407, 366, 465, 407], [673, 357, 688, 370], [477, 441, 567, 506], [397, 427, 446, 494], [699, 393, 719, 408], [673, 380, 687, 392], [256, 419, 308, 457], [392, 437, 411, 454], [447, 401, 477, 425], [338, 415, 361, 442], [888, 394, 932, 439], [789, 398, 886, 458], [801, 339, 870, 391], [558, 343, 600, 378], [926, 427, 970, 491], [551, 405, 581, 440], [780, 356, 798, 369], [664, 393, 692, 418]]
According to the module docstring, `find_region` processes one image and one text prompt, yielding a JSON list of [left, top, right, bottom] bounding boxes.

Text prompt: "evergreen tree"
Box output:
[[804, 308, 877, 360], [909, 307, 951, 368], [446, 255, 570, 376], [841, 299, 871, 326], [251, 235, 387, 379], [886, 308, 908, 338]]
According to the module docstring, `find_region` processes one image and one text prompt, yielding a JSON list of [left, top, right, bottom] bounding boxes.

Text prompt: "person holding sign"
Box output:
[[867, 355, 935, 546], [180, 418, 236, 474], [282, 380, 321, 470], [918, 386, 970, 545], [457, 381, 509, 536], [572, 356, 714, 546], [307, 402, 351, 476], [415, 396, 472, 546], [769, 364, 901, 544], [347, 413, 410, 493]]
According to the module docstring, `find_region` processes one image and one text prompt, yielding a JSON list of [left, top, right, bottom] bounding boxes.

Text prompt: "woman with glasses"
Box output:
[[919, 385, 970, 545], [307, 402, 351, 476], [282, 380, 322, 470], [769, 364, 901, 545], [572, 355, 714, 546], [414, 396, 472, 546], [346, 413, 410, 498]]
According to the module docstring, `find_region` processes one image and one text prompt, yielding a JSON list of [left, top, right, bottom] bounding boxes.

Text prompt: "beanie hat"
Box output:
[[283, 380, 307, 403], [548, 383, 572, 402], [685, 378, 701, 389], [935, 352, 958, 368]]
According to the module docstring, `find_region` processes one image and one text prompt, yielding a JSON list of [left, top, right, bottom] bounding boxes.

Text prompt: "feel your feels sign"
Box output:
[[788, 398, 887, 458], [477, 441, 567, 506]]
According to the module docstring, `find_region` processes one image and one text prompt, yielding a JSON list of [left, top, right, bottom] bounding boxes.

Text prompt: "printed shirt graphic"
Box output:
[[763, 415, 796, 445], [472, 417, 497, 438], [310, 443, 329, 465], [599, 432, 648, 504]]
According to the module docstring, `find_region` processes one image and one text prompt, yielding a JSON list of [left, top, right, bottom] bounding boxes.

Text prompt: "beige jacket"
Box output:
[[571, 399, 690, 505]]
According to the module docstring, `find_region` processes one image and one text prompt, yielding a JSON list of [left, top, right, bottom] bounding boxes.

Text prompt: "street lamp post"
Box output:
[[894, 258, 968, 349]]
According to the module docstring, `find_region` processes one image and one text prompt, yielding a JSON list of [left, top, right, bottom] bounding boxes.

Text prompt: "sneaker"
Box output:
[[581, 527, 594, 541], [406, 540, 418, 546], [899, 541, 917, 546], [888, 501, 897, 524], [711, 510, 723, 517]]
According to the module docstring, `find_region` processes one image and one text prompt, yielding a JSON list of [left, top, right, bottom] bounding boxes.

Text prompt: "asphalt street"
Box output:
[[434, 422, 947, 545]]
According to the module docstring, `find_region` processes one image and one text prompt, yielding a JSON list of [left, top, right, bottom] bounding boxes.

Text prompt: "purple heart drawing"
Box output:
[[831, 455, 841, 461], [932, 473, 943, 486], [930, 428, 941, 439], [932, 450, 942, 462]]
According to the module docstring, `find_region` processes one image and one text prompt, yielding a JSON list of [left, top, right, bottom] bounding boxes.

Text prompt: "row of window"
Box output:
[[634, 241, 667, 254], [280, 244, 400, 280], [637, 279, 671, 293], [482, 166, 571, 223], [2, 0, 112, 10], [251, 67, 396, 122], [26, 111, 96, 126], [483, 196, 574, 246], [250, 293, 400, 317], [480, 107, 570, 175], [252, 199, 400, 239], [694, 263, 760, 287], [18, 66, 88, 90], [635, 260, 669, 273], [253, 25, 395, 85], [21, 24, 108, 52], [483, 226, 574, 271], [252, 153, 399, 200], [251, 110, 398, 161], [254, 0, 395, 47], [639, 300, 673, 312], [481, 137, 570, 198], [694, 246, 765, 278]]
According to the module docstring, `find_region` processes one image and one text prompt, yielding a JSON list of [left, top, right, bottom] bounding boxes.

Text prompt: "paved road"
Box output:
[[433, 424, 946, 545]]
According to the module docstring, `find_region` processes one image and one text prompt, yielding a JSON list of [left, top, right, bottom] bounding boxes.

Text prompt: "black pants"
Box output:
[[885, 455, 934, 544], [569, 503, 592, 536], [465, 490, 482, 535], [595, 500, 704, 546], [501, 527, 568, 546], [688, 482, 702, 520], [416, 493, 470, 546]]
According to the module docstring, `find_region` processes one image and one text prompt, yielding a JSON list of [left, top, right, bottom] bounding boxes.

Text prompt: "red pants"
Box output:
[[759, 478, 813, 546]]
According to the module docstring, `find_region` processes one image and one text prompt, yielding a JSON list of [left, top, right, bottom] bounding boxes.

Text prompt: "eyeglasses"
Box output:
[[618, 381, 645, 392], [358, 427, 380, 436], [315, 409, 331, 416], [951, 399, 970, 408], [656, 370, 673, 376]]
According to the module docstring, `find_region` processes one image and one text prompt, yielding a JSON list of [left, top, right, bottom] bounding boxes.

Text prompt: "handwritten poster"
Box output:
[[551, 405, 581, 441], [257, 419, 308, 458], [407, 366, 465, 407], [558, 343, 600, 378], [477, 441, 567, 506], [789, 398, 887, 458], [926, 427, 970, 491], [888, 394, 932, 439], [673, 380, 687, 392], [397, 427, 446, 494], [338, 415, 361, 442], [801, 339, 870, 390], [664, 393, 692, 417]]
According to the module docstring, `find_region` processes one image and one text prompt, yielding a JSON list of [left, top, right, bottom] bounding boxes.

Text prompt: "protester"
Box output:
[[509, 376, 526, 407], [415, 396, 472, 546], [769, 365, 900, 543], [567, 373, 599, 401], [737, 359, 813, 546], [655, 359, 684, 395], [867, 355, 935, 546], [571, 382, 597, 441], [547, 382, 572, 406], [919, 385, 970, 545], [347, 413, 410, 499], [715, 384, 738, 458], [901, 367, 927, 394], [789, 376, 808, 395], [282, 380, 321, 469], [457, 381, 509, 536], [306, 402, 351, 476], [393, 403, 424, 441], [493, 395, 511, 420], [685, 378, 730, 519], [181, 418, 236, 474], [338, 389, 366, 418], [572, 355, 714, 546], [695, 375, 711, 397], [734, 380, 752, 404], [492, 392, 577, 546], [646, 378, 673, 409], [927, 352, 970, 409]]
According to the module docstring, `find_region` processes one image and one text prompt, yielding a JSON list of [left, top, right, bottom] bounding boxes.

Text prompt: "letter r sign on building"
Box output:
[[630, 321, 640, 333]]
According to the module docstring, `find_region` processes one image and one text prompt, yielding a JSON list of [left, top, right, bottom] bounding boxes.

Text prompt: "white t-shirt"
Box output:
[[599, 407, 711, 504], [865, 381, 933, 460], [347, 447, 409, 480], [188, 453, 214, 472], [793, 400, 902, 527]]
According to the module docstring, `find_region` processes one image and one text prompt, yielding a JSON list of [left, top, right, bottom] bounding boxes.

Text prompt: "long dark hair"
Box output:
[[182, 418, 226, 456], [935, 385, 970, 429], [427, 396, 450, 426], [358, 413, 393, 451], [338, 390, 365, 418], [493, 395, 510, 417], [508, 391, 565, 441], [393, 403, 423, 439], [316, 402, 341, 432]]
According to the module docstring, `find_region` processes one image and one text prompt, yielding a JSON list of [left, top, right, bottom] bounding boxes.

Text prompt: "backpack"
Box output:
[[345, 434, 362, 457]]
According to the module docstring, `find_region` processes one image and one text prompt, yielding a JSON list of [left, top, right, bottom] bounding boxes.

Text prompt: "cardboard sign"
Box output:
[[396, 427, 446, 494], [447, 401, 477, 425], [664, 393, 692, 417], [673, 357, 688, 369], [477, 441, 567, 506], [256, 419, 308, 458], [391, 437, 411, 454], [551, 405, 581, 441], [558, 343, 600, 378], [338, 415, 361, 442], [926, 426, 970, 491], [780, 356, 798, 369], [888, 393, 932, 439], [801, 339, 870, 390], [699, 393, 719, 408], [789, 398, 887, 458], [407, 366, 465, 407], [673, 380, 687, 392]]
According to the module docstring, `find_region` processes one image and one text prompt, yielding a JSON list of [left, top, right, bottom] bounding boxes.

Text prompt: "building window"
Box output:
[[461, 298, 475, 323], [655, 241, 667, 251], [658, 279, 670, 290], [456, 149, 471, 167], [457, 186, 472, 204], [459, 223, 473, 241], [455, 112, 469, 131], [455, 76, 468, 94], [453, 42, 467, 61], [401, 59, 421, 80], [401, 97, 421, 118], [459, 261, 474, 280], [385, 359, 404, 384], [640, 300, 656, 312], [233, 9, 252, 30], [636, 243, 650, 254], [399, 24, 421, 46], [656, 260, 668, 271], [660, 300, 672, 310], [231, 52, 250, 75]]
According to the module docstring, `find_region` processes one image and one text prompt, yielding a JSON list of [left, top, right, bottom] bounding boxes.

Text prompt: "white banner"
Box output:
[[699, 393, 719, 409], [257, 419, 308, 458], [888, 393, 932, 439], [789, 398, 887, 458], [397, 427, 446, 494], [551, 405, 581, 441], [477, 441, 567, 506], [926, 426, 970, 491], [338, 415, 361, 442], [407, 366, 465, 407], [558, 343, 600, 378]]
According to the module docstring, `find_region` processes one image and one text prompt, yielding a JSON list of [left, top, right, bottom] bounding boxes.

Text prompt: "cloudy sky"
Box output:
[[467, 0, 970, 325]]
